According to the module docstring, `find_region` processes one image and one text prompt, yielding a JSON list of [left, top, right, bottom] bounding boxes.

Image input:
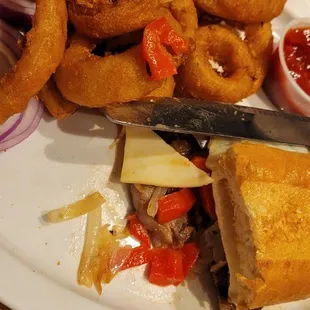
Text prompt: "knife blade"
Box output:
[[103, 97, 310, 147]]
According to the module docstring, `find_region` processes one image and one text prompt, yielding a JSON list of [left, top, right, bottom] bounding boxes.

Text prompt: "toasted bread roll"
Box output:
[[207, 139, 310, 309]]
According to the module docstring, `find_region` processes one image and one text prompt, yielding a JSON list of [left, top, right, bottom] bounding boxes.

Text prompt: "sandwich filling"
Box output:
[[124, 130, 310, 310]]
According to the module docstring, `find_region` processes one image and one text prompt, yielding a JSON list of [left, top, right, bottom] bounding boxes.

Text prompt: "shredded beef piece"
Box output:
[[130, 184, 194, 248]]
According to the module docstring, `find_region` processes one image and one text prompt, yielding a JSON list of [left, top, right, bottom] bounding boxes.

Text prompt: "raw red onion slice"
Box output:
[[0, 18, 44, 152], [0, 101, 44, 152], [0, 19, 23, 60], [0, 34, 21, 60], [2, 98, 40, 143], [0, 19, 23, 41], [2, 0, 35, 13], [0, 35, 18, 77], [0, 113, 22, 142], [9, 0, 35, 10], [0, 28, 22, 58], [0, 0, 35, 30]]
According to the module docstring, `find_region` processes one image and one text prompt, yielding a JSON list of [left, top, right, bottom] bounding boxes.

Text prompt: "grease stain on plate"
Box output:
[[119, 266, 175, 304]]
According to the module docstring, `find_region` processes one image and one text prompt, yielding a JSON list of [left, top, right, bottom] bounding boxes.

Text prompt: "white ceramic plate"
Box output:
[[1, 1, 310, 309]]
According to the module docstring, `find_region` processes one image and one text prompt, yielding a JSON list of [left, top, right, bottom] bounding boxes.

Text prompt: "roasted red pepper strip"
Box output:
[[142, 17, 189, 81], [199, 185, 217, 221], [181, 243, 199, 278], [128, 213, 151, 248], [157, 188, 196, 224], [156, 19, 189, 55], [149, 248, 184, 286], [191, 156, 217, 221], [191, 156, 210, 173], [121, 246, 151, 271]]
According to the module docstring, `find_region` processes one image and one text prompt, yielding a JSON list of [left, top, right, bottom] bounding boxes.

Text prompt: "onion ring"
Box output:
[[194, 0, 287, 23], [222, 21, 273, 94], [39, 77, 79, 120], [170, 0, 198, 38], [221, 21, 273, 71], [68, 0, 172, 39], [146, 76, 175, 97], [54, 36, 163, 108], [176, 25, 258, 103], [198, 17, 273, 94], [0, 0, 67, 124], [243, 22, 273, 93]]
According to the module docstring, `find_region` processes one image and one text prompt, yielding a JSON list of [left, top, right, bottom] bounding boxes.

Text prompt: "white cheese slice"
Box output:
[[121, 127, 213, 188]]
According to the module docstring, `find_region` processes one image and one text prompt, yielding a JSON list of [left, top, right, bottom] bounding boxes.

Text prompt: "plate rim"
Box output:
[[0, 1, 304, 309]]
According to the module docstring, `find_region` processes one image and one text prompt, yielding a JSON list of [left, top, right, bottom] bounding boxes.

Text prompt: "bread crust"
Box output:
[[221, 142, 310, 189], [207, 140, 310, 309], [237, 181, 310, 308]]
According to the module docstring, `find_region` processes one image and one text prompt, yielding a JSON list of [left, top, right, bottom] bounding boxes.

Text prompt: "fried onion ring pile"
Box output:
[[54, 8, 191, 108], [0, 0, 67, 124], [194, 0, 286, 23], [176, 25, 258, 103], [3, 0, 286, 123]]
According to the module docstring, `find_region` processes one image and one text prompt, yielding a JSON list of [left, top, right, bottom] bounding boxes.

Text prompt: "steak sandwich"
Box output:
[[202, 139, 310, 309]]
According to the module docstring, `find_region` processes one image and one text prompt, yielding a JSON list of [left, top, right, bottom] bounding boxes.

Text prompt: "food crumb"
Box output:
[[57, 261, 61, 266], [11, 204, 14, 207], [45, 242, 48, 245], [38, 226, 42, 229]]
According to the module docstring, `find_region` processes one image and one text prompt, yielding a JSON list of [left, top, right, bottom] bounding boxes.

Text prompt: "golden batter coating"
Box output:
[[176, 25, 258, 103], [68, 0, 171, 39], [194, 0, 287, 23], [0, 0, 67, 124], [54, 36, 163, 108], [39, 77, 78, 119]]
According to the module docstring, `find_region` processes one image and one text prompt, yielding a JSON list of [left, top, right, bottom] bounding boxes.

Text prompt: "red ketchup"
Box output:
[[264, 26, 310, 116], [284, 27, 310, 96]]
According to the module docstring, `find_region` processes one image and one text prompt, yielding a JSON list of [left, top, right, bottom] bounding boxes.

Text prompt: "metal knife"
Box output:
[[102, 97, 310, 147]]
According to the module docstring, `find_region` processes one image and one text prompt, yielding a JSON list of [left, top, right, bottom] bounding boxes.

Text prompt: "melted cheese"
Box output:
[[121, 127, 213, 187]]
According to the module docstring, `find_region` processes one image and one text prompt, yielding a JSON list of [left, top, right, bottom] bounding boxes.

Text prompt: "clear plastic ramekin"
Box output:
[[264, 18, 310, 116]]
